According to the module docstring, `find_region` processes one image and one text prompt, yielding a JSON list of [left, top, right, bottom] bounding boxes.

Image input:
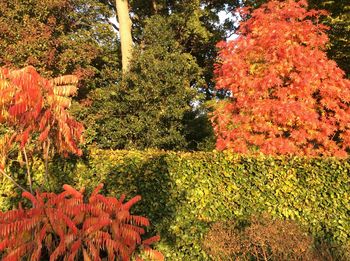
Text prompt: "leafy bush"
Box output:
[[0, 66, 84, 159], [0, 183, 163, 260], [0, 67, 164, 260], [0, 66, 84, 193]]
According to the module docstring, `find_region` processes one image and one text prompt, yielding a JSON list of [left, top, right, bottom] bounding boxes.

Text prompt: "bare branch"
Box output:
[[0, 169, 29, 193]]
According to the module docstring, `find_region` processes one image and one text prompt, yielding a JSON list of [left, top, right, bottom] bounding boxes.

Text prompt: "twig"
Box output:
[[23, 147, 33, 193], [45, 140, 50, 185], [44, 140, 51, 190], [0, 169, 29, 193]]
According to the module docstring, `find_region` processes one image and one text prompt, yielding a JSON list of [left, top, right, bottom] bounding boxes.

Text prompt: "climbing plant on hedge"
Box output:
[[212, 0, 350, 156]]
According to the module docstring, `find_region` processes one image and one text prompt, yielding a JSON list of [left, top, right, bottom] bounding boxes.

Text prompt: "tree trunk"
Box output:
[[116, 0, 133, 73], [152, 0, 158, 14]]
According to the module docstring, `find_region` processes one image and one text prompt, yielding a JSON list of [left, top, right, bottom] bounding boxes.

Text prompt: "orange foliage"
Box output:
[[0, 66, 84, 169], [0, 184, 163, 261], [212, 0, 350, 157]]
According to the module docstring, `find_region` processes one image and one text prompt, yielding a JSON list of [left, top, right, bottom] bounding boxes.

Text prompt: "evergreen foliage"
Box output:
[[75, 0, 239, 150], [80, 16, 212, 150]]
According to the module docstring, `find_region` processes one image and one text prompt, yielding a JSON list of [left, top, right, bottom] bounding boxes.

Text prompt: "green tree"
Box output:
[[81, 16, 205, 150], [80, 0, 240, 150], [0, 0, 239, 151]]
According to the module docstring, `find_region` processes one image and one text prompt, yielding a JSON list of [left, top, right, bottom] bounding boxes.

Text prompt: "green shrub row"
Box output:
[[1, 148, 349, 260]]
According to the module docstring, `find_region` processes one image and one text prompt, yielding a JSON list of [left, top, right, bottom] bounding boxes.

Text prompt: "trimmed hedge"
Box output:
[[1, 148, 349, 259]]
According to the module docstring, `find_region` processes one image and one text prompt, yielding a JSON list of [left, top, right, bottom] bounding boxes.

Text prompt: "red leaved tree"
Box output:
[[0, 66, 84, 191], [0, 183, 163, 261], [212, 0, 350, 157]]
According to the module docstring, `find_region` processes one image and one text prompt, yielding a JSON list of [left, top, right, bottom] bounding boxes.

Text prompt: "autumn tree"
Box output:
[[243, 0, 350, 77], [212, 0, 350, 157]]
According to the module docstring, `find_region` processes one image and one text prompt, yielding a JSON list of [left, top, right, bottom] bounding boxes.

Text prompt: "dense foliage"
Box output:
[[0, 1, 349, 260], [0, 67, 162, 260], [212, 0, 350, 156], [1, 1, 348, 151], [244, 0, 350, 77], [73, 0, 240, 150], [80, 16, 212, 150], [0, 183, 163, 260], [1, 149, 348, 259], [0, 0, 119, 86]]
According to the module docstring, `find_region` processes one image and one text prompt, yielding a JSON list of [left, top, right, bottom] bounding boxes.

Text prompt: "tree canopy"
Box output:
[[0, 0, 348, 152], [212, 0, 350, 156], [0, 0, 120, 94], [244, 0, 350, 77]]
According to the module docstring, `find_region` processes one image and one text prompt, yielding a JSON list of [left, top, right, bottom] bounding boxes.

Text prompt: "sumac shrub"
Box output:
[[0, 183, 163, 261]]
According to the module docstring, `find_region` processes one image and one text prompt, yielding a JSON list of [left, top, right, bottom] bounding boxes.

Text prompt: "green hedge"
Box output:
[[1, 148, 349, 260]]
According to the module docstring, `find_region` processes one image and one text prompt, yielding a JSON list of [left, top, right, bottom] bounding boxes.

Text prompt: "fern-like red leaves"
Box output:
[[0, 66, 84, 170], [0, 184, 163, 261]]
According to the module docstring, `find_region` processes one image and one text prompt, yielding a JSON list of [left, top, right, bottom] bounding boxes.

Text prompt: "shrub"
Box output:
[[203, 214, 316, 260], [0, 66, 84, 193], [0, 183, 163, 261]]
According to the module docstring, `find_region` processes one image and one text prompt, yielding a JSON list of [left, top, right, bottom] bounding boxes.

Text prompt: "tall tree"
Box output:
[[212, 0, 350, 156], [0, 0, 242, 151], [78, 0, 241, 151]]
